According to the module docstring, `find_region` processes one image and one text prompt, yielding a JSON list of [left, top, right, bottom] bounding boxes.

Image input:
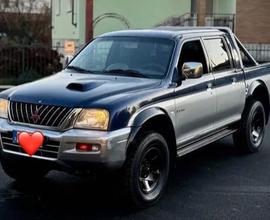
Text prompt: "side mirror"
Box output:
[[182, 62, 203, 79]]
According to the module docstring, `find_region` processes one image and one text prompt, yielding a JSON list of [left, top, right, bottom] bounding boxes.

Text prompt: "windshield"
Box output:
[[67, 37, 175, 79]]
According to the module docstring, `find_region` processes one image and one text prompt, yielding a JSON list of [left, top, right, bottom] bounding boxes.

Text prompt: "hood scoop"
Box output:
[[67, 81, 104, 92]]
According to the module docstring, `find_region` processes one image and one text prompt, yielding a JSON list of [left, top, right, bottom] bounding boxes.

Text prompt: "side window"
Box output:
[[237, 43, 256, 68], [204, 38, 233, 73], [178, 40, 208, 75]]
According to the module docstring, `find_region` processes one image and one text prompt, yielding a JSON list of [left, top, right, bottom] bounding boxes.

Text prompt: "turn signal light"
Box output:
[[76, 143, 100, 152]]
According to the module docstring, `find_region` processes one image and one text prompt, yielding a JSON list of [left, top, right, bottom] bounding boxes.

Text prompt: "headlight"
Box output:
[[0, 99, 8, 119], [74, 109, 109, 130]]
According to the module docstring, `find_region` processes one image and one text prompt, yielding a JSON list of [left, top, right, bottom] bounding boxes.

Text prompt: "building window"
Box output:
[[66, 0, 72, 12], [55, 0, 61, 16]]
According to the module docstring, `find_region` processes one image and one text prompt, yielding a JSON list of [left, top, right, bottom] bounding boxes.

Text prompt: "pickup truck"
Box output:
[[0, 27, 270, 207]]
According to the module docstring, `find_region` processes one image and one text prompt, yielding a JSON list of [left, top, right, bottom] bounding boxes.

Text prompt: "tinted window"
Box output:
[[204, 38, 232, 72], [178, 40, 208, 74]]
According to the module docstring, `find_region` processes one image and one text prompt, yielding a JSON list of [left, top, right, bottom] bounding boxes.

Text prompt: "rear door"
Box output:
[[202, 36, 246, 128]]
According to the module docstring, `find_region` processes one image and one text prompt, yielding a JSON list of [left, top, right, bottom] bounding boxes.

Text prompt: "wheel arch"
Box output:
[[247, 80, 270, 123], [127, 107, 177, 160]]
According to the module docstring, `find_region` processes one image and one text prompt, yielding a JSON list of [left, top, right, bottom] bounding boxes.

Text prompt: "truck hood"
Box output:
[[3, 71, 162, 108]]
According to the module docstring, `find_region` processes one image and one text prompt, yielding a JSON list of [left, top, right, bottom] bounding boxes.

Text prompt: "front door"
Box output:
[[175, 39, 216, 146]]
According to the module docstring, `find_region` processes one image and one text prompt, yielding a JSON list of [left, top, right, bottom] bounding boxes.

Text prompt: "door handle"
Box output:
[[207, 83, 213, 91], [232, 77, 237, 84]]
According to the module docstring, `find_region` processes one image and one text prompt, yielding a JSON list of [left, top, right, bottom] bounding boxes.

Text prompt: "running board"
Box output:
[[177, 128, 237, 157]]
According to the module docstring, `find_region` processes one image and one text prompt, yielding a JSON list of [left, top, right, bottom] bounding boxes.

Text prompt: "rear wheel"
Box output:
[[233, 100, 266, 153], [123, 132, 170, 208]]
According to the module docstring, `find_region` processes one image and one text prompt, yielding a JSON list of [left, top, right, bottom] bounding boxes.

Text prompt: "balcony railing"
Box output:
[[205, 14, 236, 32], [157, 13, 197, 27]]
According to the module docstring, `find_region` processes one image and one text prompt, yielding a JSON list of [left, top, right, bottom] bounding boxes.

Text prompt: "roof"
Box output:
[[99, 26, 231, 39]]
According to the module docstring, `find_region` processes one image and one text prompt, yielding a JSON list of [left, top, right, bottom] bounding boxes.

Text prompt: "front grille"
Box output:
[[0, 132, 60, 159], [9, 101, 74, 129]]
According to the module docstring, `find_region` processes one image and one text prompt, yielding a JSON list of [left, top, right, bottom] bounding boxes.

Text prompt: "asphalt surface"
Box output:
[[1, 125, 270, 220]]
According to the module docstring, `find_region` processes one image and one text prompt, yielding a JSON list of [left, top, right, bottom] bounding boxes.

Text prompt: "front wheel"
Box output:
[[123, 132, 170, 208], [233, 100, 266, 153]]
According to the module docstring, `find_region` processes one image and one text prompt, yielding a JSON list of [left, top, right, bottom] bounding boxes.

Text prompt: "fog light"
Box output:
[[76, 143, 100, 152]]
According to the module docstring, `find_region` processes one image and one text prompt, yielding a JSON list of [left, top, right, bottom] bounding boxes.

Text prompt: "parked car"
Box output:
[[0, 27, 270, 208]]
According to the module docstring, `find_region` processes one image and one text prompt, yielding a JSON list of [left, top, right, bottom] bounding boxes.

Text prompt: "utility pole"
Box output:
[[196, 0, 207, 26], [85, 0, 93, 43]]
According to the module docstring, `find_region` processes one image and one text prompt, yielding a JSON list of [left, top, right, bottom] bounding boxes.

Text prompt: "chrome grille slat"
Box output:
[[2, 142, 19, 147], [40, 106, 55, 125], [38, 149, 58, 154], [46, 107, 61, 126], [15, 102, 19, 122], [9, 101, 75, 129], [58, 109, 74, 126], [25, 103, 30, 123], [39, 105, 49, 120], [20, 102, 25, 122], [52, 107, 66, 126], [30, 103, 34, 122], [46, 144, 60, 148], [2, 137, 13, 141]]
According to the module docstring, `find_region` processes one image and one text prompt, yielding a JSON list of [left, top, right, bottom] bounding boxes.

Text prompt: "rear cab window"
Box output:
[[236, 40, 257, 68]]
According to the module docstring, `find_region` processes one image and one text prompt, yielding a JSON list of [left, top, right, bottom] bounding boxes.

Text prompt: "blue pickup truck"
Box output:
[[1, 27, 270, 207]]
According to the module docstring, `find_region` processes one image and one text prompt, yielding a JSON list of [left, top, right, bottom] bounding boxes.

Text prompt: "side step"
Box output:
[[177, 128, 237, 157]]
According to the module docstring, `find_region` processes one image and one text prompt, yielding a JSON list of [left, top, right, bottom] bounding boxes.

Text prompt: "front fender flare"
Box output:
[[128, 107, 166, 127], [126, 107, 168, 146]]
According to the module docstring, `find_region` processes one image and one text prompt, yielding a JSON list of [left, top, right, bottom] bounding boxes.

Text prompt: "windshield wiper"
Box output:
[[66, 65, 94, 74], [104, 69, 148, 78]]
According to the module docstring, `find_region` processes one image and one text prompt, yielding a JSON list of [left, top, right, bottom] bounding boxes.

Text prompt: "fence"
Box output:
[[244, 44, 270, 63], [157, 13, 197, 27], [0, 45, 63, 85], [0, 43, 270, 86]]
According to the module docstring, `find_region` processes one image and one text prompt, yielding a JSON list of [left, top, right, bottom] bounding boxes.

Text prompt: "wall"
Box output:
[[236, 0, 270, 43], [213, 0, 236, 14], [93, 0, 191, 37], [51, 0, 86, 49]]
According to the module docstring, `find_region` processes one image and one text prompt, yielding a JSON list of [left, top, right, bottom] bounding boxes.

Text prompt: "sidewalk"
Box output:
[[0, 85, 13, 92]]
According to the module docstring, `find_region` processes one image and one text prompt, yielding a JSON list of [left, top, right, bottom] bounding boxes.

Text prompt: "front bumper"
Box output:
[[0, 119, 131, 170]]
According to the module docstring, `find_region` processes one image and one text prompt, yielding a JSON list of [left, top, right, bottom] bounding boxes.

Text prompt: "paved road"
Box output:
[[1, 125, 270, 220]]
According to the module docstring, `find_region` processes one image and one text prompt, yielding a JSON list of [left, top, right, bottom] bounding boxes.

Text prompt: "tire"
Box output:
[[233, 99, 266, 153], [123, 132, 170, 208], [0, 154, 49, 182]]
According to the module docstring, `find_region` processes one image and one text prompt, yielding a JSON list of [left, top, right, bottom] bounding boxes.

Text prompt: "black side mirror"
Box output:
[[182, 62, 203, 79], [172, 67, 182, 85]]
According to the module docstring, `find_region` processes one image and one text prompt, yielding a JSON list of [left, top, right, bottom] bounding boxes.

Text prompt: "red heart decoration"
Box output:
[[18, 131, 44, 157]]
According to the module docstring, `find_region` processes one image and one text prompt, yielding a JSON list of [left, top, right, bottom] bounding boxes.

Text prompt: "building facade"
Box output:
[[236, 0, 270, 62], [51, 0, 270, 61]]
